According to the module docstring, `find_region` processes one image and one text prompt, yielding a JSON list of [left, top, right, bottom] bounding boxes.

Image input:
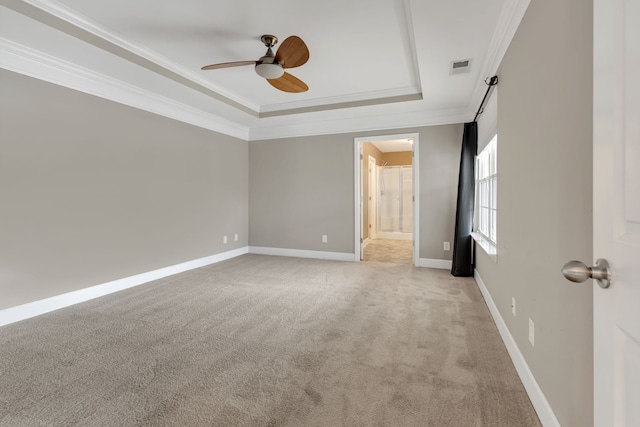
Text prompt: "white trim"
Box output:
[[355, 140, 363, 260], [0, 38, 249, 140], [11, 0, 259, 114], [248, 246, 355, 262], [2, 0, 527, 141], [471, 232, 498, 262], [0, 247, 249, 328], [376, 232, 413, 241], [469, 0, 531, 112], [416, 258, 452, 270], [359, 144, 365, 260], [474, 270, 561, 427], [412, 137, 421, 266], [259, 86, 422, 115], [0, 2, 472, 143], [250, 109, 471, 141], [401, 0, 422, 95]]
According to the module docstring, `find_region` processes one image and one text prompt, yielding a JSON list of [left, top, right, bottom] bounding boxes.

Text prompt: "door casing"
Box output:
[[354, 133, 419, 264]]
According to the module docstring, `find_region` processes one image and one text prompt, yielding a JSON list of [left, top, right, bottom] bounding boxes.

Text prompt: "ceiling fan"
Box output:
[[201, 35, 310, 93]]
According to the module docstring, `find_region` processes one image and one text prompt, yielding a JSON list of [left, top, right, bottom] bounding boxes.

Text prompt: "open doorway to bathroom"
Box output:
[[354, 133, 419, 265]]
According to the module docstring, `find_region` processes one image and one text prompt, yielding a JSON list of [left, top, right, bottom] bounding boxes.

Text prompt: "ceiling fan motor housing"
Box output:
[[255, 46, 284, 79]]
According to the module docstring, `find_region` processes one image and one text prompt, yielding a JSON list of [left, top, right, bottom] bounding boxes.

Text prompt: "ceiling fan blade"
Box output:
[[267, 72, 309, 93], [201, 60, 256, 70], [275, 36, 309, 69]]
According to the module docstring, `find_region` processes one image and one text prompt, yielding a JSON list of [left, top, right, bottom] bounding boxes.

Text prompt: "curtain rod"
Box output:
[[473, 76, 499, 122]]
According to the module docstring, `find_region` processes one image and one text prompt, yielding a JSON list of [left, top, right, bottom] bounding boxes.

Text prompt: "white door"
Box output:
[[401, 166, 413, 233], [379, 167, 402, 232], [360, 149, 365, 260], [593, 0, 640, 424], [368, 156, 377, 239]]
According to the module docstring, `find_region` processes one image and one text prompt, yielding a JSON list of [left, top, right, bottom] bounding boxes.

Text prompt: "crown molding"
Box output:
[[0, 38, 250, 140], [5, 0, 261, 115], [2, 0, 525, 142], [402, 0, 422, 94], [259, 87, 422, 117], [249, 107, 472, 141], [470, 0, 531, 110], [0, 37, 464, 143], [260, 86, 421, 114]]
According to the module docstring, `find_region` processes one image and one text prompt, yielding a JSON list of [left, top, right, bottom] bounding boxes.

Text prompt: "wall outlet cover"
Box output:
[[444, 241, 450, 251], [529, 318, 535, 346], [223, 235, 228, 244], [322, 235, 328, 243], [234, 234, 238, 241]]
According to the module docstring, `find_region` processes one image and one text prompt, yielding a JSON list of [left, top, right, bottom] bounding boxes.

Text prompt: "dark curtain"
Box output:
[[451, 122, 477, 277]]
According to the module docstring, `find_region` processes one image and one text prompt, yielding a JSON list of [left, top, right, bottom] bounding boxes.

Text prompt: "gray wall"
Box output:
[[249, 124, 463, 261], [418, 125, 463, 261], [475, 0, 593, 425], [248, 135, 354, 253], [0, 70, 249, 310]]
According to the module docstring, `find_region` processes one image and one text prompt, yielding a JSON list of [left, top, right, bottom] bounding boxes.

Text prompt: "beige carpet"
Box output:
[[363, 239, 413, 264], [0, 255, 540, 426]]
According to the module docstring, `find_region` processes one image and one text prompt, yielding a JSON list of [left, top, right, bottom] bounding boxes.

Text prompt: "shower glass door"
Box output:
[[378, 166, 412, 234]]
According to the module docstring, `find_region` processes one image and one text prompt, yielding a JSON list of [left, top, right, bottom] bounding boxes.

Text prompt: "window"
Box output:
[[476, 135, 497, 246]]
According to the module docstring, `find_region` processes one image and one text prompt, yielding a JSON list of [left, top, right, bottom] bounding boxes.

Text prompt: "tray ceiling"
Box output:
[[0, 0, 530, 140]]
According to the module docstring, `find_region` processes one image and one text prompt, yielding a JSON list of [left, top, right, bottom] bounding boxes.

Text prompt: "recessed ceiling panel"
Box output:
[[52, 0, 421, 110]]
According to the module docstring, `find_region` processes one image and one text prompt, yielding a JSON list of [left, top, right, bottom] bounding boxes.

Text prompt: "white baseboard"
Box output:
[[0, 247, 249, 328], [249, 246, 355, 262], [474, 270, 560, 427], [376, 232, 413, 241], [416, 258, 452, 270]]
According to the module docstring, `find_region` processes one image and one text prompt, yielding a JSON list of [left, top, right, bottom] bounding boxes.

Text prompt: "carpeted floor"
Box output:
[[363, 239, 413, 264], [0, 255, 541, 427]]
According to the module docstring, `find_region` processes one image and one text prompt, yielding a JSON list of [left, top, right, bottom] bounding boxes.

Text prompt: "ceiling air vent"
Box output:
[[450, 58, 472, 75]]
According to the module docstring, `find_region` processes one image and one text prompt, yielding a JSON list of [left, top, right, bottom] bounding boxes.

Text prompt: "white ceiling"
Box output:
[[370, 139, 414, 153], [0, 0, 529, 140]]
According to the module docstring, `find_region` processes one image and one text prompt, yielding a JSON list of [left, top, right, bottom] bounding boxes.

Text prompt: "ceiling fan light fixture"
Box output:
[[201, 34, 309, 92], [255, 63, 284, 79]]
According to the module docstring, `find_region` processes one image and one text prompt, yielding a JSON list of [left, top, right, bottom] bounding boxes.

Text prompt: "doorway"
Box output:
[[354, 133, 419, 265]]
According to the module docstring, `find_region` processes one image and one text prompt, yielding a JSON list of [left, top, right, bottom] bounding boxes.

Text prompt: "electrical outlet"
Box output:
[[322, 235, 328, 243], [234, 234, 238, 241], [444, 241, 450, 251], [223, 235, 228, 244], [511, 297, 516, 316], [529, 318, 535, 346]]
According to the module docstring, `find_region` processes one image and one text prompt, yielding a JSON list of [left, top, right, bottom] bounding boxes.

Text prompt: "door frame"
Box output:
[[354, 133, 419, 264]]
